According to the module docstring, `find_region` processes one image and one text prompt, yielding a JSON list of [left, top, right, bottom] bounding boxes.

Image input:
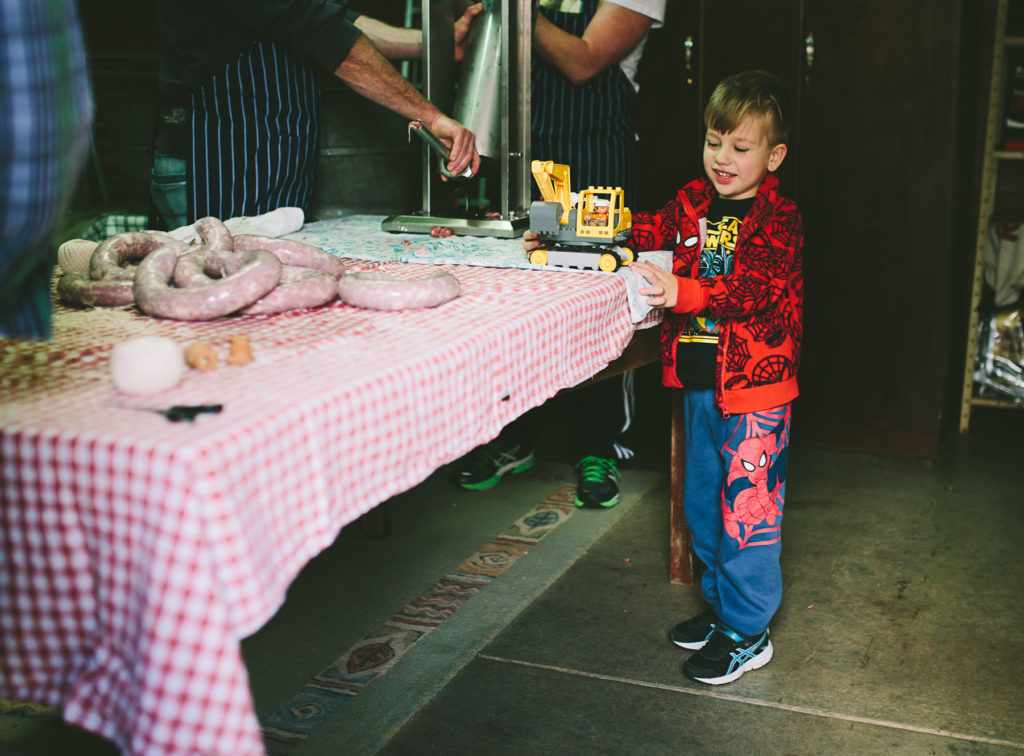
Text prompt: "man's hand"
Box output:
[[428, 113, 480, 178], [630, 260, 678, 309], [454, 3, 484, 62]]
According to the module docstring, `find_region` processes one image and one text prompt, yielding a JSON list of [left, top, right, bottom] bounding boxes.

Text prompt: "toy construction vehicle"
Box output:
[[527, 160, 633, 272]]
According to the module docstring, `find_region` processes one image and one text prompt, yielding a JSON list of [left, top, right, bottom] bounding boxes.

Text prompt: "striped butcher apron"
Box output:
[[531, 0, 640, 458], [189, 39, 320, 221], [531, 0, 638, 199]]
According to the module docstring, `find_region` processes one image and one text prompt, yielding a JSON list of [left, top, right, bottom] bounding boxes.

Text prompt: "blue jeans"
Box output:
[[683, 389, 791, 636], [150, 152, 187, 230]]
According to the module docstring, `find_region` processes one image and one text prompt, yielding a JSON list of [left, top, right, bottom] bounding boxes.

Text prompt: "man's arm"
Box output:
[[352, 4, 483, 61], [333, 35, 479, 176], [534, 2, 654, 86]]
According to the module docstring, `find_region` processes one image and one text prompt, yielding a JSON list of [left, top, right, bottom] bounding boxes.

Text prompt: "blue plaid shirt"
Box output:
[[0, 0, 92, 340]]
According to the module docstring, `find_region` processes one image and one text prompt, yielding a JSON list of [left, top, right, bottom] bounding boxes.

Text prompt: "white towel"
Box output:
[[168, 207, 305, 246]]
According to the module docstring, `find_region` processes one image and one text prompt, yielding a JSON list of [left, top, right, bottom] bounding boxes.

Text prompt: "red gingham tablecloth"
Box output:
[[0, 257, 649, 755]]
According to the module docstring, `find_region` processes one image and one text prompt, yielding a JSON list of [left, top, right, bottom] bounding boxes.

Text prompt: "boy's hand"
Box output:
[[630, 260, 678, 309], [523, 230, 542, 252]]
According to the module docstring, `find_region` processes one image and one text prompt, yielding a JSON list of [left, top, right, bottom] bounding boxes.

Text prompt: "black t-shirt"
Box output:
[[674, 195, 756, 388]]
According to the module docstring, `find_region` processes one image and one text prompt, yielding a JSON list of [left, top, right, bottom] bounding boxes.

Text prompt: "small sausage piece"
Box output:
[[232, 235, 345, 278], [226, 334, 253, 365], [89, 231, 180, 281], [238, 266, 338, 315], [337, 270, 461, 311], [185, 341, 218, 371], [429, 226, 454, 238], [134, 244, 282, 321], [57, 273, 136, 307]]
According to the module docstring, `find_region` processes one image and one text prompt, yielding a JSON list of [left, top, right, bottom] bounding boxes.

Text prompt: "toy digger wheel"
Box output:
[[530, 249, 549, 266], [598, 253, 620, 272], [620, 246, 635, 264]]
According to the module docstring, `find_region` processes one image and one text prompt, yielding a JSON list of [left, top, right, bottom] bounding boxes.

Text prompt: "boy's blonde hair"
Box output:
[[705, 70, 791, 147]]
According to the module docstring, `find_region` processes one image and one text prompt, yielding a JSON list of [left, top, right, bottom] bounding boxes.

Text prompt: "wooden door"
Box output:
[[635, 0, 702, 209], [698, 0, 804, 195], [794, 0, 971, 456]]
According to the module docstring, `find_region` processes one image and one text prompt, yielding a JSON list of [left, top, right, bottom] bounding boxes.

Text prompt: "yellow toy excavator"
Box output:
[[528, 160, 634, 272]]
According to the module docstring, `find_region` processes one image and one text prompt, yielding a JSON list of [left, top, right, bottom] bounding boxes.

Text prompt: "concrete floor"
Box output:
[[3, 402, 1023, 755]]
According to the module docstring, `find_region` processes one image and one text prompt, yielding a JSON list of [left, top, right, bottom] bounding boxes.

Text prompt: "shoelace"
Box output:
[[576, 455, 617, 482]]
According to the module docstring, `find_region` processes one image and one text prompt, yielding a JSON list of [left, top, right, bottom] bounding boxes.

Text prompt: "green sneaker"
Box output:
[[573, 455, 620, 508], [451, 441, 535, 490]]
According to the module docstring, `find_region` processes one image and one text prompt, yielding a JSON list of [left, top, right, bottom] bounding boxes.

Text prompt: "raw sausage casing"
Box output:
[[337, 270, 461, 311], [134, 244, 282, 320], [233, 235, 345, 278]]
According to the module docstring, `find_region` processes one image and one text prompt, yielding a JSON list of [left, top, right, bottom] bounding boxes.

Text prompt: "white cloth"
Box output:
[[168, 207, 305, 246], [619, 250, 673, 322], [986, 222, 1024, 307]]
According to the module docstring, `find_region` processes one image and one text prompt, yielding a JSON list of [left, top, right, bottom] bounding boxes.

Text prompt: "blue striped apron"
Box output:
[[531, 0, 638, 198], [189, 40, 320, 221]]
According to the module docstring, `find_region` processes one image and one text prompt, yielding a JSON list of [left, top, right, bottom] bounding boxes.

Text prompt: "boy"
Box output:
[[629, 70, 803, 685]]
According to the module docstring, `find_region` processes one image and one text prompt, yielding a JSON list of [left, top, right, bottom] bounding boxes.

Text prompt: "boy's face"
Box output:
[[703, 114, 787, 200]]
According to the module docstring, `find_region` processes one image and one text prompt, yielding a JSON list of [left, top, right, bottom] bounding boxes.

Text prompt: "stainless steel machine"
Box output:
[[381, 0, 532, 238]]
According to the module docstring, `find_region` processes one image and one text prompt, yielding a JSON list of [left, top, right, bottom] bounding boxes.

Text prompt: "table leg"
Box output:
[[359, 500, 392, 539], [669, 390, 693, 585]]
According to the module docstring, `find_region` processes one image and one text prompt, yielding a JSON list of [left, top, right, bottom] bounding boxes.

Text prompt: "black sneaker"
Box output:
[[669, 609, 719, 650], [573, 456, 620, 509], [451, 441, 535, 491], [682, 625, 773, 685]]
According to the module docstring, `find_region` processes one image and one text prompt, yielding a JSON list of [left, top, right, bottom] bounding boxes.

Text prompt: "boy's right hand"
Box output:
[[630, 259, 679, 309], [523, 230, 542, 252]]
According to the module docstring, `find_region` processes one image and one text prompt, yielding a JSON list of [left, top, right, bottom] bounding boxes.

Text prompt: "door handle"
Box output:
[[684, 35, 694, 85]]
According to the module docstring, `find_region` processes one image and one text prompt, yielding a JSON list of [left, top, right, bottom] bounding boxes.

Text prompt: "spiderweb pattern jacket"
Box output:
[[629, 173, 804, 416]]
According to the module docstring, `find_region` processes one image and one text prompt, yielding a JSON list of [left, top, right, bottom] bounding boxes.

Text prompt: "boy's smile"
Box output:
[[703, 115, 787, 200]]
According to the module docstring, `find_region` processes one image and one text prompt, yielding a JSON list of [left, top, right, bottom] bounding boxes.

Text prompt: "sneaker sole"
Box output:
[[458, 455, 535, 491], [573, 493, 620, 509], [685, 640, 773, 685]]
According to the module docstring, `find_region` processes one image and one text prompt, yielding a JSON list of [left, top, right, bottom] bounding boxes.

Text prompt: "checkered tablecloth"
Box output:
[[0, 229, 652, 755]]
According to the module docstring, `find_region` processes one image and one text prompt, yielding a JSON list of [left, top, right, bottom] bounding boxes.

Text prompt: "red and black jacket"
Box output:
[[629, 173, 804, 416]]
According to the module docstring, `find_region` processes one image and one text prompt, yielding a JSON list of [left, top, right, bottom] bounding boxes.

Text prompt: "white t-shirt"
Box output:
[[607, 0, 667, 91], [537, 0, 667, 91]]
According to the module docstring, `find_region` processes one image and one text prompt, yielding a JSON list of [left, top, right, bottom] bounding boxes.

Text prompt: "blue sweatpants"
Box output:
[[683, 389, 791, 637]]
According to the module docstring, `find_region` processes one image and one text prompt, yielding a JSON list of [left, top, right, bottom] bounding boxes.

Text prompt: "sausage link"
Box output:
[[172, 246, 232, 288], [57, 273, 136, 307], [239, 267, 339, 315], [337, 270, 461, 311], [232, 235, 345, 278], [89, 231, 179, 281], [134, 244, 282, 321], [194, 216, 233, 252]]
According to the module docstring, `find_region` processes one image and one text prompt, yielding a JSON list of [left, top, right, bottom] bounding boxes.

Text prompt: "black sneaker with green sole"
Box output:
[[573, 455, 620, 509], [451, 442, 535, 491]]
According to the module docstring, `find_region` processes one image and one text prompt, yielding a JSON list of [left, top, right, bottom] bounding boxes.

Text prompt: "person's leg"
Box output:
[[567, 372, 633, 508], [713, 404, 791, 636], [680, 403, 791, 685], [680, 389, 727, 605], [150, 152, 188, 230], [669, 388, 724, 649]]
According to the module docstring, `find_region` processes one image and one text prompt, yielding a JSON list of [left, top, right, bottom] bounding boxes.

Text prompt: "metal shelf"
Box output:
[[961, 0, 1018, 433], [970, 396, 1024, 410]]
